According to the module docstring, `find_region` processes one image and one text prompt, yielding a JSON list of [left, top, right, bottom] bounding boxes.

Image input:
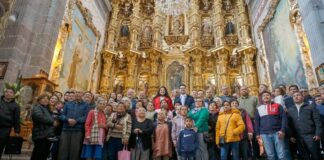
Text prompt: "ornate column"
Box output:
[[148, 50, 160, 95], [99, 52, 114, 93], [212, 0, 225, 47], [240, 48, 258, 95], [152, 11, 163, 49], [107, 2, 119, 50], [237, 0, 252, 46], [125, 52, 138, 90], [188, 0, 201, 46], [191, 50, 203, 90], [214, 49, 230, 94], [130, 1, 141, 50]]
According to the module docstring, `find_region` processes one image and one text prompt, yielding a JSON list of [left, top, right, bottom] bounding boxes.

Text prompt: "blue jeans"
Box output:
[[220, 141, 239, 160], [261, 132, 285, 160]]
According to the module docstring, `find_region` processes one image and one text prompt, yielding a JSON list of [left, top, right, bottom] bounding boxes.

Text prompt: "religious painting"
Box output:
[[262, 0, 307, 88], [0, 62, 8, 79], [58, 5, 97, 92], [315, 63, 324, 86], [167, 61, 184, 91]]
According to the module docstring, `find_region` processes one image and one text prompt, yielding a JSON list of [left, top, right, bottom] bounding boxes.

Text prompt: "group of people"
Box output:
[[0, 83, 324, 160]]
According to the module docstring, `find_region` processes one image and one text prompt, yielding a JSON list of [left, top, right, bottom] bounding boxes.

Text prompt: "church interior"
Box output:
[[0, 0, 323, 97], [0, 0, 324, 159]]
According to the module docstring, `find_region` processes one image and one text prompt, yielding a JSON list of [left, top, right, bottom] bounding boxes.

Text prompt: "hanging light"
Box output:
[[155, 0, 191, 16]]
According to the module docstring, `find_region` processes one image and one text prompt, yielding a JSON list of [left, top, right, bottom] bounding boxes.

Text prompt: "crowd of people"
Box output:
[[0, 83, 324, 160]]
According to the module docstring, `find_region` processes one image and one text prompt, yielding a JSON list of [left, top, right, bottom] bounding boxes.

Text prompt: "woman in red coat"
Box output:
[[153, 86, 173, 111]]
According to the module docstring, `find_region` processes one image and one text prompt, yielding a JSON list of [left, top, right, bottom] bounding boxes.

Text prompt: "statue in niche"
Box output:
[[114, 81, 124, 94], [224, 0, 232, 12], [202, 0, 211, 11], [144, 2, 154, 16], [225, 19, 235, 35], [232, 80, 241, 95], [172, 16, 184, 36], [67, 36, 83, 89], [202, 19, 212, 36], [142, 20, 153, 40], [120, 1, 133, 17], [120, 20, 130, 37]]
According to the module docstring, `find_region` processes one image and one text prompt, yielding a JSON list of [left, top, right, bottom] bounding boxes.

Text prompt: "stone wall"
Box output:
[[0, 0, 68, 89]]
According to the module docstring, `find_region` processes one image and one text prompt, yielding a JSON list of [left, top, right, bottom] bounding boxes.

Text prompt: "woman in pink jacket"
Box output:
[[81, 98, 107, 160]]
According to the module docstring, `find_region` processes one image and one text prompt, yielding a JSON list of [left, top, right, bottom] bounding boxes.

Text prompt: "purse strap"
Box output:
[[223, 113, 233, 139]]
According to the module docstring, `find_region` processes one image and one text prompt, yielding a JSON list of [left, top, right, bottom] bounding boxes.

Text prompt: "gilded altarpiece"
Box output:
[[99, 0, 259, 96]]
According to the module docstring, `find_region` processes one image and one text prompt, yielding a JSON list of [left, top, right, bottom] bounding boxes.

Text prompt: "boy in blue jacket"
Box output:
[[177, 117, 198, 160]]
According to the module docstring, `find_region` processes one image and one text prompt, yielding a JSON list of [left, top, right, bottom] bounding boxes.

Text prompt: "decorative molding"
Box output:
[[76, 0, 101, 39]]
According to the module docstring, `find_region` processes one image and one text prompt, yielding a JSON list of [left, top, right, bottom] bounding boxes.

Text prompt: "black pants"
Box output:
[[297, 135, 321, 160], [0, 127, 11, 159], [31, 138, 52, 160]]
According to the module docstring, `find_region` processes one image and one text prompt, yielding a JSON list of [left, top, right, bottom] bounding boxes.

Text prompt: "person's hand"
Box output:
[[313, 136, 321, 141], [278, 131, 285, 140], [68, 119, 77, 126], [290, 137, 296, 143], [53, 121, 59, 127], [115, 124, 124, 130], [122, 139, 128, 145], [98, 124, 106, 129], [248, 133, 253, 141]]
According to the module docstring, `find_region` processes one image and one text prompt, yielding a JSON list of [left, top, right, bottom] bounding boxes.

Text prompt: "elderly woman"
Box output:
[[31, 94, 57, 160], [129, 107, 154, 160], [104, 102, 132, 160], [216, 101, 245, 160], [81, 98, 107, 160]]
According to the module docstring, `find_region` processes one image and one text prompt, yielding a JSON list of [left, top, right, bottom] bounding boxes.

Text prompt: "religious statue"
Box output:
[[142, 24, 153, 40], [120, 1, 133, 17], [232, 80, 241, 95], [172, 16, 184, 36], [202, 0, 211, 11], [202, 19, 212, 36], [225, 19, 235, 35], [120, 20, 130, 37], [224, 0, 232, 12], [114, 81, 124, 94], [144, 2, 154, 16]]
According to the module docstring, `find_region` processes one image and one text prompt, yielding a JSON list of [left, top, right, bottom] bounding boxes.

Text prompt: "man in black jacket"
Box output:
[[0, 88, 20, 159], [287, 91, 322, 160]]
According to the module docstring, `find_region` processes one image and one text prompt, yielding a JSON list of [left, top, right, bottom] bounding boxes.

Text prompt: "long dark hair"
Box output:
[[154, 86, 170, 98]]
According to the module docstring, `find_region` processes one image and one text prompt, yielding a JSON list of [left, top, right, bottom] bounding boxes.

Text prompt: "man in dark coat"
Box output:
[[174, 84, 195, 109], [287, 91, 322, 160], [0, 88, 20, 159]]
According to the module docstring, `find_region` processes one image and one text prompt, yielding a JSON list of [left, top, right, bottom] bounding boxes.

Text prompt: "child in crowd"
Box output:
[[153, 111, 172, 159], [177, 117, 198, 160], [81, 98, 107, 160], [146, 102, 156, 121]]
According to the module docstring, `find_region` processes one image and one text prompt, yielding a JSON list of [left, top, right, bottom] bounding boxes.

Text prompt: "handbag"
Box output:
[[5, 136, 23, 154], [118, 145, 130, 160], [219, 113, 233, 145]]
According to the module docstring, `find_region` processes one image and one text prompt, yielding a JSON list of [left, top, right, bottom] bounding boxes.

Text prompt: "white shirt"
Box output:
[[180, 94, 186, 105], [295, 103, 304, 118], [274, 95, 286, 109]]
